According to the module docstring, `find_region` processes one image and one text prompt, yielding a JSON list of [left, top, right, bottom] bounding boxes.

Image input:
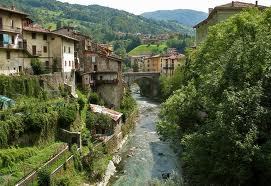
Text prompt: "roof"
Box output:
[[90, 104, 123, 121], [52, 32, 79, 41], [194, 1, 267, 28], [0, 6, 28, 16], [23, 24, 51, 33]]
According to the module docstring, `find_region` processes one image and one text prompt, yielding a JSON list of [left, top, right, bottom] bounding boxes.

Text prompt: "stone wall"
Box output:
[[97, 83, 123, 108], [58, 129, 82, 149]]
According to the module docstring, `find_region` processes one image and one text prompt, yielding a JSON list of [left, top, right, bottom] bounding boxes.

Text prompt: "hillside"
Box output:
[[128, 44, 168, 56], [141, 9, 208, 27], [0, 0, 194, 43]]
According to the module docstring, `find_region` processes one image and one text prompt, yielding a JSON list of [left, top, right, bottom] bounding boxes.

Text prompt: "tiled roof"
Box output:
[[23, 24, 51, 33], [194, 1, 267, 28], [90, 104, 123, 121], [0, 6, 28, 16], [219, 1, 266, 8]]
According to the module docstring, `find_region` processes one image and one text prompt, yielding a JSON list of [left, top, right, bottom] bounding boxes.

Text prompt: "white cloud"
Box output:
[[58, 0, 270, 14]]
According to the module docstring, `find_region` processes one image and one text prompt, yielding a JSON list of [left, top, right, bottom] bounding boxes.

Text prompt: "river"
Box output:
[[109, 87, 181, 186]]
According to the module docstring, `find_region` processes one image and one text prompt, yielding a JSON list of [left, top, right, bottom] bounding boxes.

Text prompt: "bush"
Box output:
[[31, 58, 43, 75], [53, 175, 71, 186], [58, 103, 77, 129], [37, 168, 51, 186]]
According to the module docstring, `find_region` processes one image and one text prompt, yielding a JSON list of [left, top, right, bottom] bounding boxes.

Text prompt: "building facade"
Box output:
[[194, 1, 266, 45], [161, 54, 185, 77], [0, 6, 27, 75]]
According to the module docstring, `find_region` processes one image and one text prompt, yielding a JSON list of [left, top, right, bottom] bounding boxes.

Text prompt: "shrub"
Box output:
[[53, 175, 71, 186], [58, 103, 77, 129], [31, 58, 43, 75], [37, 168, 51, 186], [88, 92, 99, 104]]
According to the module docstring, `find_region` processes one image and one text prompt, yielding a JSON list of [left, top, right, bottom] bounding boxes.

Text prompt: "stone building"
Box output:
[[143, 55, 162, 72], [0, 6, 28, 75], [194, 1, 266, 45], [160, 54, 185, 77], [54, 27, 123, 108]]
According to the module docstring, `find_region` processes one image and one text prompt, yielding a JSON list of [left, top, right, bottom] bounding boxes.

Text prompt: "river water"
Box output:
[[109, 87, 181, 186]]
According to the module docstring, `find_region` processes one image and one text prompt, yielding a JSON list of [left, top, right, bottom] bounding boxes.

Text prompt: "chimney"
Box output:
[[255, 1, 258, 6], [11, 4, 16, 10], [208, 8, 213, 14], [232, 1, 234, 7]]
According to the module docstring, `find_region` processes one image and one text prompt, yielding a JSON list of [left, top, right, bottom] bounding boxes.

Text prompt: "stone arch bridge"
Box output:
[[123, 72, 161, 97]]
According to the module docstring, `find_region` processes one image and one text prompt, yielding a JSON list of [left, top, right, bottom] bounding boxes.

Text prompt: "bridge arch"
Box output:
[[123, 72, 161, 98]]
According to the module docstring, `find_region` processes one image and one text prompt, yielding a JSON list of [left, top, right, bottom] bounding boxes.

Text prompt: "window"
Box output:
[[69, 61, 71, 66], [92, 56, 96, 63], [68, 47, 71, 53], [43, 34, 47, 40], [11, 36, 14, 44], [43, 46, 47, 53], [6, 51, 10, 59], [32, 33, 36, 39], [100, 76, 103, 80], [10, 20, 14, 28], [65, 61, 67, 66], [64, 46, 66, 53], [45, 61, 49, 68]]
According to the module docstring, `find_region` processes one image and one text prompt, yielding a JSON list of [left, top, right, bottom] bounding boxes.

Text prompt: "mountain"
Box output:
[[141, 9, 208, 27], [0, 0, 194, 43]]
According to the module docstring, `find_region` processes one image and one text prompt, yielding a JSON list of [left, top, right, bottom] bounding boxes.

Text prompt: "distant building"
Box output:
[[194, 1, 267, 45], [161, 54, 186, 77], [143, 55, 162, 72]]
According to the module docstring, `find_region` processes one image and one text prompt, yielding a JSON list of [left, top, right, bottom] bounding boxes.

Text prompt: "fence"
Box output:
[[15, 144, 69, 186]]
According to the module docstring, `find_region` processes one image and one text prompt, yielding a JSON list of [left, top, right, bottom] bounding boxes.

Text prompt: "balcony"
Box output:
[[0, 41, 24, 50], [95, 79, 119, 85], [0, 25, 22, 34]]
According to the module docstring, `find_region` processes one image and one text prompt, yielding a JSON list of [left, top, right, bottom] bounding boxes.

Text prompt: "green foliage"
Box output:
[[71, 144, 83, 171], [0, 75, 41, 98], [119, 89, 137, 122], [128, 44, 167, 56], [0, 0, 193, 47], [0, 143, 65, 185], [37, 168, 51, 186], [157, 8, 271, 185], [53, 175, 71, 186], [58, 102, 78, 129], [88, 92, 104, 105], [86, 112, 113, 132], [31, 58, 43, 75]]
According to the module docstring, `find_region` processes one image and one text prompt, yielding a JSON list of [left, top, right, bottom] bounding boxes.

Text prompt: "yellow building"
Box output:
[[161, 54, 185, 77], [0, 6, 28, 75], [194, 1, 266, 45], [143, 55, 162, 72]]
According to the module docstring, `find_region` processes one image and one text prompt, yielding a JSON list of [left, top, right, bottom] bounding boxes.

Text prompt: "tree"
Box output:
[[157, 8, 271, 185], [31, 58, 43, 75]]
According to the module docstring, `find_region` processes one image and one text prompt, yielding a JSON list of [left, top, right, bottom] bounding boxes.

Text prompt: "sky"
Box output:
[[58, 0, 270, 14]]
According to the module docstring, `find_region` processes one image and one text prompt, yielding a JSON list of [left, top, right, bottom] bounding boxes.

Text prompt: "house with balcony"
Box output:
[[194, 1, 267, 45], [143, 55, 162, 72], [53, 27, 123, 108], [161, 54, 185, 77], [0, 6, 27, 75], [22, 20, 53, 72]]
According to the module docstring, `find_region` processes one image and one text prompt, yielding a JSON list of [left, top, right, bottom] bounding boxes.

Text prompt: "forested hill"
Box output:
[[141, 9, 208, 27], [0, 0, 193, 42]]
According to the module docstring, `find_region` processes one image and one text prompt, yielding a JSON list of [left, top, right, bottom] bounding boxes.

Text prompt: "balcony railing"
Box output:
[[0, 25, 22, 33], [95, 79, 119, 85], [0, 41, 24, 50]]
